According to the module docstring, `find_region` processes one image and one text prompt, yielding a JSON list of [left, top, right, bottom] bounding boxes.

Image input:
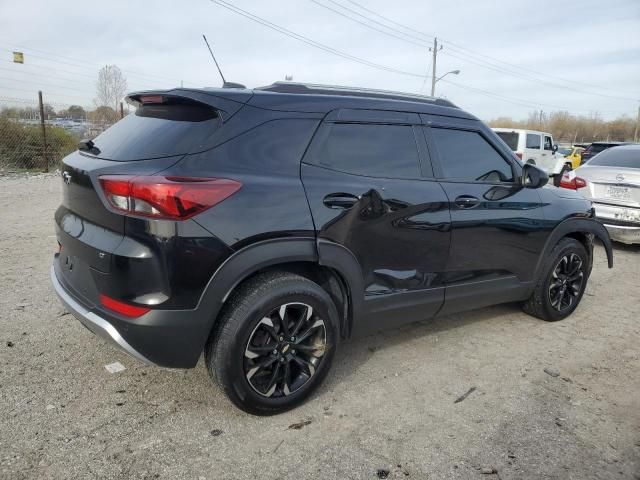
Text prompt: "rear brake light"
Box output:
[[99, 175, 242, 220], [515, 152, 523, 160], [99, 294, 150, 318], [559, 171, 587, 190]]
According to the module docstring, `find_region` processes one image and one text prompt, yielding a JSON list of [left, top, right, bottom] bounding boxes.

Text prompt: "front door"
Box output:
[[424, 121, 548, 315], [301, 110, 451, 333]]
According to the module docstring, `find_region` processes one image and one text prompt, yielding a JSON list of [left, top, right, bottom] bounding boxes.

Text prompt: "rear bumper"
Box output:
[[601, 224, 640, 245], [51, 266, 154, 364], [51, 260, 211, 368], [593, 202, 640, 245]]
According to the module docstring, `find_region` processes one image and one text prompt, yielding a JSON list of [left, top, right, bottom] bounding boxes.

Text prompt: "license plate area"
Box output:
[[605, 185, 631, 200]]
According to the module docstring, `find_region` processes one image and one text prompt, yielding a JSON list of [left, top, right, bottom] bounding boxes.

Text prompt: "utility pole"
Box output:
[[38, 91, 49, 173], [634, 102, 639, 143], [430, 37, 442, 97]]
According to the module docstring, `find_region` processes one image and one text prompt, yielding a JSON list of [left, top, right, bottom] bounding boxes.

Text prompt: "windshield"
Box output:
[[495, 131, 518, 150], [587, 148, 640, 168], [558, 148, 572, 156], [89, 101, 220, 161]]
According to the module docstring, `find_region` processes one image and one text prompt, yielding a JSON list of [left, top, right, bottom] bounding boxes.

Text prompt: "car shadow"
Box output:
[[323, 302, 522, 390]]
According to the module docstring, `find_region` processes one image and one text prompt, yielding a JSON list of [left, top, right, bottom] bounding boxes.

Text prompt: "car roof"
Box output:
[[128, 82, 478, 121], [492, 128, 552, 136], [591, 141, 631, 145]]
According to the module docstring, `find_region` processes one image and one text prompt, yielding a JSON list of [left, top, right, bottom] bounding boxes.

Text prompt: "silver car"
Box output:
[[562, 144, 640, 244]]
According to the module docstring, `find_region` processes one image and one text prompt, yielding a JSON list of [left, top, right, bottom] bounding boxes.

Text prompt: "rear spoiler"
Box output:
[[126, 88, 254, 122]]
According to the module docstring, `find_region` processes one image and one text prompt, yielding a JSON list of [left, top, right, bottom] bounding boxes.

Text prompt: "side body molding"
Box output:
[[316, 239, 366, 337]]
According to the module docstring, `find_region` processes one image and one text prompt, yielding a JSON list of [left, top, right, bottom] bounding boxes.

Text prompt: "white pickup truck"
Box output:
[[493, 128, 571, 186]]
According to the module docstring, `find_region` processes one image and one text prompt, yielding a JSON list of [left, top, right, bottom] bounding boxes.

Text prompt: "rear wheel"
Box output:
[[205, 271, 339, 415], [522, 238, 589, 321]]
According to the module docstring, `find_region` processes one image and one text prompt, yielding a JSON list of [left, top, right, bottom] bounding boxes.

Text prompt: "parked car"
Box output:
[[492, 128, 570, 185], [558, 146, 585, 170], [560, 144, 640, 244], [51, 83, 613, 414], [580, 141, 631, 164]]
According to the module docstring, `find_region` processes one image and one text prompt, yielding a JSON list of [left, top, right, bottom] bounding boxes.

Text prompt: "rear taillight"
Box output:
[[99, 175, 242, 220], [515, 152, 523, 160], [559, 171, 587, 190], [99, 294, 150, 318]]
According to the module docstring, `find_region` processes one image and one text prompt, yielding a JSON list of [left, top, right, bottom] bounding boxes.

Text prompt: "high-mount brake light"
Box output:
[[140, 95, 164, 104], [559, 171, 587, 190], [99, 294, 150, 318], [99, 175, 242, 220]]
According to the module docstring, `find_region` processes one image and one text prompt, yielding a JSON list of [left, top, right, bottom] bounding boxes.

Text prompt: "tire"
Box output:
[[553, 164, 571, 187], [205, 271, 339, 415], [522, 238, 589, 321]]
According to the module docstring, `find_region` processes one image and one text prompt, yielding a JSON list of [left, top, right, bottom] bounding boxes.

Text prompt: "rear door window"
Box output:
[[306, 123, 421, 178], [89, 101, 220, 161], [430, 128, 514, 183], [526, 134, 541, 149]]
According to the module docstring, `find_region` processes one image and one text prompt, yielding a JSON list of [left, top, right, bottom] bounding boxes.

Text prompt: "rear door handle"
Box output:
[[454, 195, 480, 209], [323, 192, 360, 209]]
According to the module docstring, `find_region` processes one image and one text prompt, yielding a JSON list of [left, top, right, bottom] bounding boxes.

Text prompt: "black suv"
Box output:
[[52, 82, 613, 414], [581, 141, 631, 164]]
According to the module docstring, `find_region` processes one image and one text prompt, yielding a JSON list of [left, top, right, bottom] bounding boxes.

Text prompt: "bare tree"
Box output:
[[95, 65, 127, 114]]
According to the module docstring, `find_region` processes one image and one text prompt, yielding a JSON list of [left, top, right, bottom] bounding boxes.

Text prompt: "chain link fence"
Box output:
[[0, 94, 115, 173]]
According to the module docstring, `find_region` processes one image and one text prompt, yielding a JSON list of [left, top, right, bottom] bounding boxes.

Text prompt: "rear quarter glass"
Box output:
[[88, 102, 220, 161]]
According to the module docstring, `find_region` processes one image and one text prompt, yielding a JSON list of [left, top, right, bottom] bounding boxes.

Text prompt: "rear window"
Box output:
[[495, 132, 518, 150], [89, 101, 220, 161], [587, 148, 640, 168]]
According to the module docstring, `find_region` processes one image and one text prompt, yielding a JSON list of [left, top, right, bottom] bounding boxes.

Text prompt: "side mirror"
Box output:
[[552, 144, 559, 153], [521, 163, 548, 189]]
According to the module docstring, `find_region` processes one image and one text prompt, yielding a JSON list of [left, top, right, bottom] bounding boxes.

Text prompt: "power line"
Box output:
[[209, 0, 427, 78], [310, 0, 428, 47], [0, 46, 188, 87], [208, 1, 630, 115], [334, 0, 639, 100]]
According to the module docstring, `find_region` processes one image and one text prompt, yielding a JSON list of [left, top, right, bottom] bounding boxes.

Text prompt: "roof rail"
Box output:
[[255, 82, 458, 108]]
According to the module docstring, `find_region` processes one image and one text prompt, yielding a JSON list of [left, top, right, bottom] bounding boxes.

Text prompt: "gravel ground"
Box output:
[[0, 173, 639, 480]]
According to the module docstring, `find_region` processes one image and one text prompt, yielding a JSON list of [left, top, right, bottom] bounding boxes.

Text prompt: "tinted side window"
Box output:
[[526, 134, 541, 149], [431, 128, 514, 183], [309, 123, 420, 178]]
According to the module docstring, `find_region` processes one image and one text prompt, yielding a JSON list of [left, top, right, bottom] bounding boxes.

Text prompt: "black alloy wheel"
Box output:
[[548, 253, 584, 312], [244, 302, 327, 398]]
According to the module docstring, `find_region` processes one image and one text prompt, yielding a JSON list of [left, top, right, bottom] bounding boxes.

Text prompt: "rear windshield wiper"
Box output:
[[78, 139, 101, 155]]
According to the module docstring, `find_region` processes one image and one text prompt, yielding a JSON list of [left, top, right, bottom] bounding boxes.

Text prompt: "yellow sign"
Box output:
[[13, 51, 24, 64]]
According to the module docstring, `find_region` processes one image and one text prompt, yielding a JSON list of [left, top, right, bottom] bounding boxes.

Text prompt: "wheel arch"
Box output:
[[534, 217, 613, 282], [196, 238, 363, 353]]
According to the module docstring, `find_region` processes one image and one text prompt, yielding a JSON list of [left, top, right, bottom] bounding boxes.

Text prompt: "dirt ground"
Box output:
[[0, 173, 639, 480]]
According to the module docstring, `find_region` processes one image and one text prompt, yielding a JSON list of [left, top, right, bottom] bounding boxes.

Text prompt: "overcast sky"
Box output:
[[1, 0, 638, 120]]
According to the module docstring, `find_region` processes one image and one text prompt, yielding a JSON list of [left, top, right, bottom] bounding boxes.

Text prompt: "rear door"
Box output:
[[301, 109, 451, 332], [423, 117, 547, 315]]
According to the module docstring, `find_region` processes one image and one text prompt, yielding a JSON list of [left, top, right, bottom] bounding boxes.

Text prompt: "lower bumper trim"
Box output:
[[602, 224, 640, 245], [50, 266, 154, 365]]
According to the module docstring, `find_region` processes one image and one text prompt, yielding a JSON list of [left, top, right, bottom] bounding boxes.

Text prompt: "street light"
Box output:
[[431, 69, 460, 96]]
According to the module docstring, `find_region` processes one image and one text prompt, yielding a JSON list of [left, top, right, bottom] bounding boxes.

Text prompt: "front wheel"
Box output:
[[522, 238, 589, 321], [205, 271, 339, 415]]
